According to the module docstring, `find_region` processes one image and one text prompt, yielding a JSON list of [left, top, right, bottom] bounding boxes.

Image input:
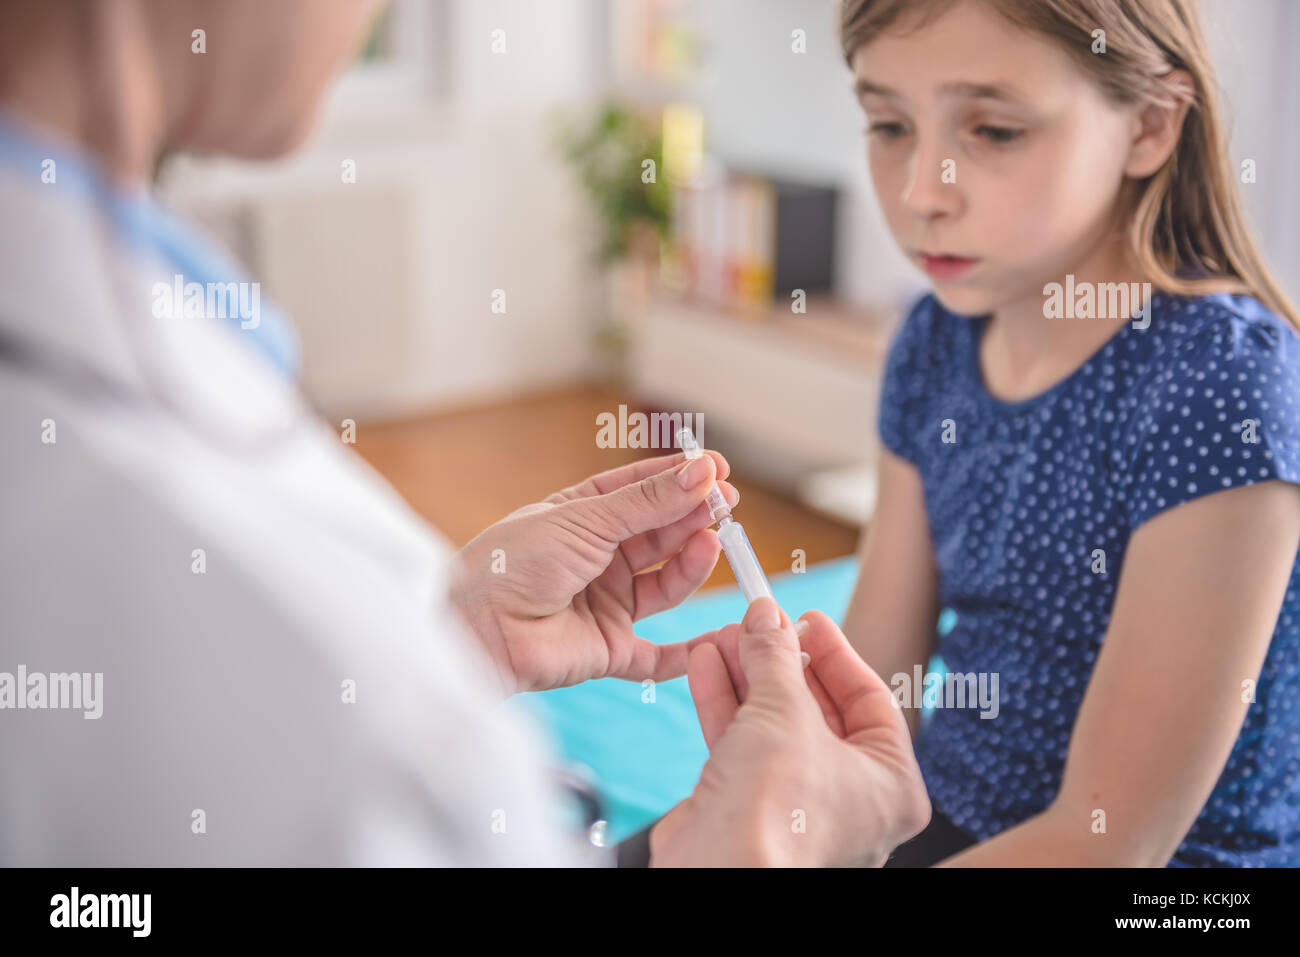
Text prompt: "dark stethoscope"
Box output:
[[550, 766, 610, 850]]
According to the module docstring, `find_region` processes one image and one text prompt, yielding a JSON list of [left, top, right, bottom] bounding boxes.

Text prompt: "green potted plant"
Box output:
[[554, 102, 672, 377]]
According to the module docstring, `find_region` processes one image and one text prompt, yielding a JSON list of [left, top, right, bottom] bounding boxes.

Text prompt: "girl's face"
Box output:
[[851, 0, 1138, 317]]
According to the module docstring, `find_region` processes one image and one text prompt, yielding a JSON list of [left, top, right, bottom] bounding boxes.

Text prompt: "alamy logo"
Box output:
[[596, 405, 704, 449], [1043, 274, 1151, 330], [890, 665, 1000, 719], [151, 274, 261, 329], [50, 887, 150, 937], [0, 666, 102, 719]]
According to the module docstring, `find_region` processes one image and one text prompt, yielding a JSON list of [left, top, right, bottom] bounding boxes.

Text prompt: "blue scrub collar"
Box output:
[[0, 108, 299, 379]]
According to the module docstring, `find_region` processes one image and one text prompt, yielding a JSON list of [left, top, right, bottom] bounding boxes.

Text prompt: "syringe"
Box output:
[[677, 426, 774, 604]]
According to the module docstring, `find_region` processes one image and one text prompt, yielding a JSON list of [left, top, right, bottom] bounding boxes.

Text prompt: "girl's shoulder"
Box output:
[[1129, 289, 1300, 394], [876, 293, 953, 464], [881, 292, 964, 380], [892, 290, 955, 344], [1120, 290, 1300, 530], [884, 287, 1300, 379]]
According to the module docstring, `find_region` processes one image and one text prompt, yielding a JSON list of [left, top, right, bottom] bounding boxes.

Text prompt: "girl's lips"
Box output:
[[918, 253, 980, 281]]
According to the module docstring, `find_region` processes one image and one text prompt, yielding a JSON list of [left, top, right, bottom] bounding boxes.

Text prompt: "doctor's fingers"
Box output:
[[607, 630, 704, 685], [687, 642, 740, 748], [647, 797, 696, 865], [701, 613, 844, 735], [619, 480, 737, 573], [796, 610, 904, 740], [609, 534, 745, 684], [543, 450, 730, 504], [630, 526, 721, 621], [559, 453, 720, 544]]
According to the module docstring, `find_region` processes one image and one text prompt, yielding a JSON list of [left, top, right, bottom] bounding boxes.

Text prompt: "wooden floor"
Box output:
[[354, 384, 860, 590]]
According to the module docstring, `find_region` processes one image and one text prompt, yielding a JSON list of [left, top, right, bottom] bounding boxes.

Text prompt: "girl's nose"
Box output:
[[902, 142, 963, 223]]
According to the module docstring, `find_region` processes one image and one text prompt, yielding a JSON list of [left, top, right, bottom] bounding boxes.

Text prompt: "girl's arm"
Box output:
[[936, 479, 1300, 867], [842, 448, 941, 740]]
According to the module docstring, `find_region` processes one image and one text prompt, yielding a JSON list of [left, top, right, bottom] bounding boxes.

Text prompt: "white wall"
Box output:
[[1202, 0, 1300, 305], [160, 0, 609, 421]]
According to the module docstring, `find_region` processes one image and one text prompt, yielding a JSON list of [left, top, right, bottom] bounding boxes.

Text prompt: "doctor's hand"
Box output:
[[448, 451, 737, 695], [650, 600, 930, 867]]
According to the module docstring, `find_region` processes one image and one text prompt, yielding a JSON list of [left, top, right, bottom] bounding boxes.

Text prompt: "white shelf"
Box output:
[[797, 460, 878, 528], [628, 293, 896, 491]]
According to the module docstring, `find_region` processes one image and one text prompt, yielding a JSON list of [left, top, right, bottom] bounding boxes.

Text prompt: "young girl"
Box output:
[[839, 0, 1300, 866]]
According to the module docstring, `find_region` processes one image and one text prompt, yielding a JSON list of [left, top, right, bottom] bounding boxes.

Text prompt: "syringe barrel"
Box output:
[[718, 520, 774, 604], [678, 424, 772, 602]]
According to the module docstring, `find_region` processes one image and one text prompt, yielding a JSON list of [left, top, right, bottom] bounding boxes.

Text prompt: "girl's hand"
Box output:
[[448, 451, 737, 694]]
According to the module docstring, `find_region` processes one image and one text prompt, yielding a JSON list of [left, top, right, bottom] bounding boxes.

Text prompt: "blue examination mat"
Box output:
[[519, 556, 862, 843]]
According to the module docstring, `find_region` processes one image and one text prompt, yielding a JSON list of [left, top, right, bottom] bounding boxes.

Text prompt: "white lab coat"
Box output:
[[0, 163, 584, 865]]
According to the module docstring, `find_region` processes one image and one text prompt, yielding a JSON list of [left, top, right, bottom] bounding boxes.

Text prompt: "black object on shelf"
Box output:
[[767, 174, 839, 299]]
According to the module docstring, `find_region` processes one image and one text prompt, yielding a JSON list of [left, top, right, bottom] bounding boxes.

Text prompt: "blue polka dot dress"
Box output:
[[877, 290, 1300, 866]]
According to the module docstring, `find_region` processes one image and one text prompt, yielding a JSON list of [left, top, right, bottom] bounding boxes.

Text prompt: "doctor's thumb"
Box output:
[[573, 453, 717, 542], [736, 598, 806, 703]]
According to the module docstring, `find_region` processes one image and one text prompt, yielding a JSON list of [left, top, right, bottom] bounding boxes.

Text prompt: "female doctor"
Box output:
[[0, 0, 929, 867]]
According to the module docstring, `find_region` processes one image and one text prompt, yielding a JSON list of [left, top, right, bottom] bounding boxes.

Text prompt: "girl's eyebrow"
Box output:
[[854, 78, 1030, 105]]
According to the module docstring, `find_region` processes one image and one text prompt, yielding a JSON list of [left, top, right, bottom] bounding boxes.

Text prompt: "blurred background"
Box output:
[[156, 0, 1300, 588]]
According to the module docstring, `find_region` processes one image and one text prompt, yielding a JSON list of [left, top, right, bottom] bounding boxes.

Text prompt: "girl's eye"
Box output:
[[866, 121, 908, 140], [975, 124, 1025, 144]]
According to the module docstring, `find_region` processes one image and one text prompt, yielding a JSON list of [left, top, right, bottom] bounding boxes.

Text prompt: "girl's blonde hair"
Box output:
[[841, 0, 1300, 330]]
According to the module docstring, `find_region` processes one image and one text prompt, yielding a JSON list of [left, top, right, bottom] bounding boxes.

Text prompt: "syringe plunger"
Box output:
[[677, 427, 732, 523]]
